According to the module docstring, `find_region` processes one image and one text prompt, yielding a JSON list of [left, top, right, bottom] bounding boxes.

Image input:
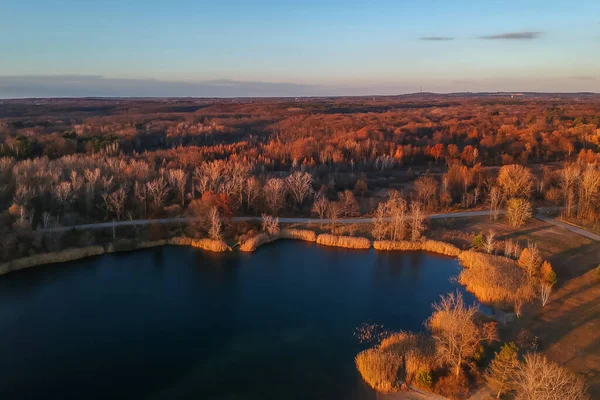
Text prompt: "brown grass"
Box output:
[[379, 332, 437, 385], [0, 246, 106, 275], [373, 240, 461, 257], [239, 229, 316, 252], [169, 237, 230, 252], [355, 348, 403, 393], [458, 250, 533, 306], [316, 234, 371, 249]]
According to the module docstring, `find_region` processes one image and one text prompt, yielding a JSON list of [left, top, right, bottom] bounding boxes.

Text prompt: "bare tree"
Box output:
[[497, 164, 533, 199], [84, 168, 101, 216], [146, 177, 169, 213], [409, 202, 426, 242], [414, 174, 438, 210], [559, 164, 580, 218], [484, 229, 495, 254], [338, 190, 360, 217], [515, 353, 590, 400], [390, 197, 408, 241], [327, 200, 343, 232], [208, 206, 222, 240], [134, 181, 147, 218], [285, 171, 313, 208], [103, 186, 128, 220], [427, 291, 498, 377], [54, 181, 74, 211], [311, 194, 328, 226], [244, 176, 262, 211], [578, 164, 600, 221], [488, 186, 503, 221], [264, 178, 286, 215], [539, 283, 552, 307], [261, 214, 280, 235], [168, 169, 188, 206], [506, 198, 532, 228], [372, 202, 388, 241]]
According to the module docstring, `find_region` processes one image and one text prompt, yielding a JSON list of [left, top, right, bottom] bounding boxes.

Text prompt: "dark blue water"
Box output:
[[0, 241, 477, 400]]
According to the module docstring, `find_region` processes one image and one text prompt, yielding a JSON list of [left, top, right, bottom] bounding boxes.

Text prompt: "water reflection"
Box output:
[[0, 241, 474, 400]]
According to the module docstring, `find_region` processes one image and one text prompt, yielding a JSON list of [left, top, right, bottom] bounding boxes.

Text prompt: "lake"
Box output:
[[0, 241, 477, 400]]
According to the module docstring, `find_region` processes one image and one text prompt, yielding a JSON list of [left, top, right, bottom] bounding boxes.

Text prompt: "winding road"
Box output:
[[42, 208, 599, 241]]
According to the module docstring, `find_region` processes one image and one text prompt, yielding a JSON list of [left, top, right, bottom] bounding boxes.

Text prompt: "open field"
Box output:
[[431, 215, 600, 397]]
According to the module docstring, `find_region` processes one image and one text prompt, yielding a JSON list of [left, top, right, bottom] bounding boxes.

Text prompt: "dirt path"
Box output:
[[535, 214, 600, 241]]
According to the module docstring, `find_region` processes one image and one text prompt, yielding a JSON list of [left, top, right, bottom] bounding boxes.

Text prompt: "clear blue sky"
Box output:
[[1, 0, 599, 97]]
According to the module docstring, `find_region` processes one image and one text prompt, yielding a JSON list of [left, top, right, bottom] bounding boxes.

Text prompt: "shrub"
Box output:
[[355, 348, 402, 393], [472, 234, 484, 249], [316, 234, 371, 249], [416, 370, 433, 389], [434, 373, 470, 400]]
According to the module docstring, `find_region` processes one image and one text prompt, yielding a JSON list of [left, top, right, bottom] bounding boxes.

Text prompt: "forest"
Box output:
[[0, 94, 599, 262]]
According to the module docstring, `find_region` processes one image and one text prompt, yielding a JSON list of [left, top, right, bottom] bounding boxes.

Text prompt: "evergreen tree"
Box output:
[[485, 342, 520, 398]]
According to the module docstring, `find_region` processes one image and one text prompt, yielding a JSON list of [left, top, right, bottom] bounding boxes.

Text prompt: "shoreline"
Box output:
[[0, 232, 463, 275]]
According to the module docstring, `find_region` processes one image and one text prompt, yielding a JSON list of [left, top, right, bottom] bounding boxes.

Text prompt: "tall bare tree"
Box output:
[[559, 164, 580, 218], [409, 202, 426, 242], [311, 193, 328, 226], [244, 176, 262, 212], [264, 178, 286, 215], [427, 291, 498, 377], [146, 176, 169, 213], [515, 353, 589, 400], [208, 206, 222, 240], [285, 171, 313, 208], [497, 164, 532, 199], [168, 169, 188, 206]]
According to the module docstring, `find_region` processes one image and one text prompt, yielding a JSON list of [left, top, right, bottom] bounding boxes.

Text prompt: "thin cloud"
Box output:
[[420, 36, 454, 41], [479, 31, 541, 40]]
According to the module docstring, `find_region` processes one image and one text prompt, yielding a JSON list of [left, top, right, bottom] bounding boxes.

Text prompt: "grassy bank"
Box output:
[[316, 234, 371, 249], [169, 237, 230, 252], [373, 240, 461, 257], [239, 229, 316, 252]]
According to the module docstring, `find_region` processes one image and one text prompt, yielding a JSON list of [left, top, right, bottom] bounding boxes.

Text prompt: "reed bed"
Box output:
[[279, 229, 317, 242], [373, 240, 461, 256], [316, 234, 371, 249], [355, 348, 403, 393], [457, 250, 533, 306], [169, 237, 230, 252], [239, 229, 317, 252], [0, 246, 106, 275]]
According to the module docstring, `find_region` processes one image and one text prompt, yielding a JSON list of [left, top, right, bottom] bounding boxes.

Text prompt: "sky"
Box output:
[[1, 0, 599, 97]]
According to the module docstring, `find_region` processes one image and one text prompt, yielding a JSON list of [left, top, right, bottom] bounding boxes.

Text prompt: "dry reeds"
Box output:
[[316, 234, 371, 249], [458, 250, 534, 306], [0, 246, 106, 275], [279, 229, 317, 241], [356, 331, 436, 392], [238, 229, 317, 252], [373, 240, 461, 256], [169, 237, 229, 252], [355, 348, 403, 393]]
